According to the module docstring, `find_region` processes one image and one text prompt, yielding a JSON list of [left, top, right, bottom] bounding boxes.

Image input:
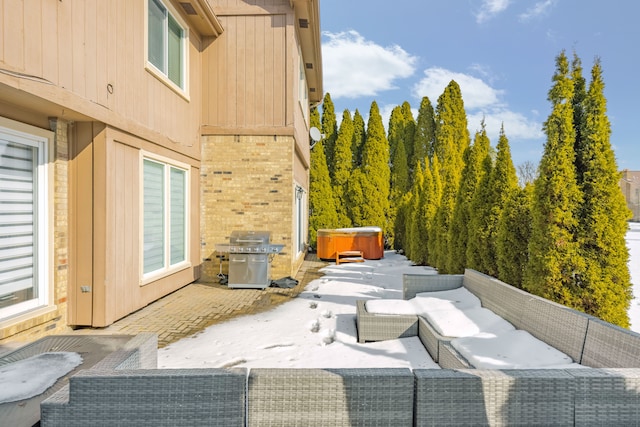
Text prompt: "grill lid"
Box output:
[[229, 230, 271, 245]]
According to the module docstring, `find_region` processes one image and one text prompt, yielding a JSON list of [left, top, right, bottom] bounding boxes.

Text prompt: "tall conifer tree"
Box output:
[[523, 51, 585, 306], [388, 105, 412, 248], [497, 184, 533, 288], [448, 123, 490, 273], [359, 101, 391, 234], [575, 58, 632, 327], [481, 126, 518, 277], [466, 151, 494, 273], [426, 155, 442, 266], [431, 81, 470, 272], [309, 107, 338, 248], [332, 110, 354, 227], [351, 109, 366, 169], [321, 93, 338, 172], [412, 97, 436, 180]]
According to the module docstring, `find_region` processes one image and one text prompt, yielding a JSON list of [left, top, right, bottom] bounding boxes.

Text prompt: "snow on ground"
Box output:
[[159, 252, 439, 369], [159, 225, 640, 369]]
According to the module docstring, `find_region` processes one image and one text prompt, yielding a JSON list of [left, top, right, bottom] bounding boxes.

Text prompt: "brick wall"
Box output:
[[200, 134, 299, 282]]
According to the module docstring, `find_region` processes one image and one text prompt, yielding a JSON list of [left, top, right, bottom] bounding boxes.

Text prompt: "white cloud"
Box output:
[[412, 67, 503, 110], [468, 108, 544, 142], [519, 0, 557, 21], [413, 66, 542, 142], [475, 0, 511, 24], [322, 30, 417, 99]]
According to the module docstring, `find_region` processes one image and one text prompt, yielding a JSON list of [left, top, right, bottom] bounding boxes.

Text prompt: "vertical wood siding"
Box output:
[[203, 11, 287, 128], [0, 0, 202, 153]]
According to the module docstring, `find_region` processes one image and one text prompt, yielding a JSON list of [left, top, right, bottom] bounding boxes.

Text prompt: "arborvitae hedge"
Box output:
[[523, 51, 585, 307], [574, 59, 632, 327], [309, 107, 338, 248], [332, 110, 354, 228], [321, 93, 338, 169], [496, 184, 533, 288], [448, 124, 490, 273]]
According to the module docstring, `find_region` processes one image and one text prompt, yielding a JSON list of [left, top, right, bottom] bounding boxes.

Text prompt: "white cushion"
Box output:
[[422, 306, 515, 337], [412, 287, 481, 312], [365, 299, 417, 315], [451, 330, 574, 369]]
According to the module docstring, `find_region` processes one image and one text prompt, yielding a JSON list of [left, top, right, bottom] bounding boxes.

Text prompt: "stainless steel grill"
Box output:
[[215, 231, 284, 289]]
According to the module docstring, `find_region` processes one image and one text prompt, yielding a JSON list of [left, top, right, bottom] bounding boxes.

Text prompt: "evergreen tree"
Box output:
[[309, 107, 338, 248], [412, 97, 436, 179], [466, 151, 493, 273], [523, 51, 585, 307], [571, 53, 588, 181], [388, 105, 412, 248], [426, 154, 442, 266], [481, 126, 518, 277], [359, 101, 391, 235], [431, 81, 470, 272], [351, 109, 366, 169], [448, 123, 491, 273], [401, 101, 417, 161], [575, 58, 632, 327], [332, 110, 354, 227], [321, 93, 338, 171], [497, 184, 533, 288], [406, 163, 425, 263]]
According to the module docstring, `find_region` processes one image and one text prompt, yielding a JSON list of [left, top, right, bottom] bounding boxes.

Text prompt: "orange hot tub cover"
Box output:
[[316, 227, 384, 261]]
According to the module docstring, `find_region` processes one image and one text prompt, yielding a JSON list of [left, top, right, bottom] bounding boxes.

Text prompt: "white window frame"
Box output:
[[140, 153, 190, 285], [0, 121, 51, 322], [145, 0, 190, 99]]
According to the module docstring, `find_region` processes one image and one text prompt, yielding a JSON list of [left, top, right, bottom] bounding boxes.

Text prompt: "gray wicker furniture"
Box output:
[[356, 300, 418, 343], [41, 369, 246, 427], [37, 269, 640, 426], [414, 369, 577, 426], [247, 368, 415, 426]]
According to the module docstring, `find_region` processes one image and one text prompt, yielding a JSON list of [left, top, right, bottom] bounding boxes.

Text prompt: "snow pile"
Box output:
[[0, 352, 82, 403]]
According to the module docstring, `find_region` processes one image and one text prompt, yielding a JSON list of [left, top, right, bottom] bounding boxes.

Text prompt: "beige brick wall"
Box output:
[[201, 134, 301, 282]]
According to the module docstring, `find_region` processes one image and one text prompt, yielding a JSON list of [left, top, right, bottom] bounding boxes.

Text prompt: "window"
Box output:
[[0, 126, 49, 320], [298, 45, 309, 124], [147, 0, 187, 91], [142, 157, 188, 280]]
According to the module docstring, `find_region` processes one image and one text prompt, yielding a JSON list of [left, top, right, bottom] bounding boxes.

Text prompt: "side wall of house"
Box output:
[[200, 0, 311, 282]]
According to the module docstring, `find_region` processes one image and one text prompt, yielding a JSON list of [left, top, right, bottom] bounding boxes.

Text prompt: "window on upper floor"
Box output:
[[147, 0, 188, 94]]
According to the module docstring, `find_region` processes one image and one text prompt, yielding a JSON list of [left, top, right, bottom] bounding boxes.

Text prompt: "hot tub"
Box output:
[[316, 227, 384, 261]]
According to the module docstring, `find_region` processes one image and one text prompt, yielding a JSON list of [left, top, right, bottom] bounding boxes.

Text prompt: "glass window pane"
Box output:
[[143, 159, 165, 274], [0, 140, 36, 309], [148, 0, 166, 72], [167, 14, 183, 87], [170, 168, 185, 265]]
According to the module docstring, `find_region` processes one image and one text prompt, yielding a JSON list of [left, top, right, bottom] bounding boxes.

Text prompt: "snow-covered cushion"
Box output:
[[365, 299, 418, 315], [451, 330, 574, 369], [421, 306, 515, 337], [412, 287, 481, 312]]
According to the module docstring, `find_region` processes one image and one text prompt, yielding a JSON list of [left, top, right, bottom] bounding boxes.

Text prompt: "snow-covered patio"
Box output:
[[158, 222, 640, 370]]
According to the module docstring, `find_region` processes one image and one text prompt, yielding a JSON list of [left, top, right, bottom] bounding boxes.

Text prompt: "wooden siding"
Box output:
[[204, 6, 287, 128], [0, 0, 203, 159]]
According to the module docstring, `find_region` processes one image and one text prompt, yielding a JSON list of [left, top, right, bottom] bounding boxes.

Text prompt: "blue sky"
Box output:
[[319, 0, 640, 169]]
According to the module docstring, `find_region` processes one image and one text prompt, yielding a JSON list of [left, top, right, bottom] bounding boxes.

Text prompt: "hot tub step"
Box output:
[[336, 250, 365, 265]]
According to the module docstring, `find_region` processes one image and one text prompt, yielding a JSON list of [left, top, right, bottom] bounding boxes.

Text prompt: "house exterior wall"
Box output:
[[0, 0, 208, 340], [200, 0, 318, 282], [0, 0, 321, 343]]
